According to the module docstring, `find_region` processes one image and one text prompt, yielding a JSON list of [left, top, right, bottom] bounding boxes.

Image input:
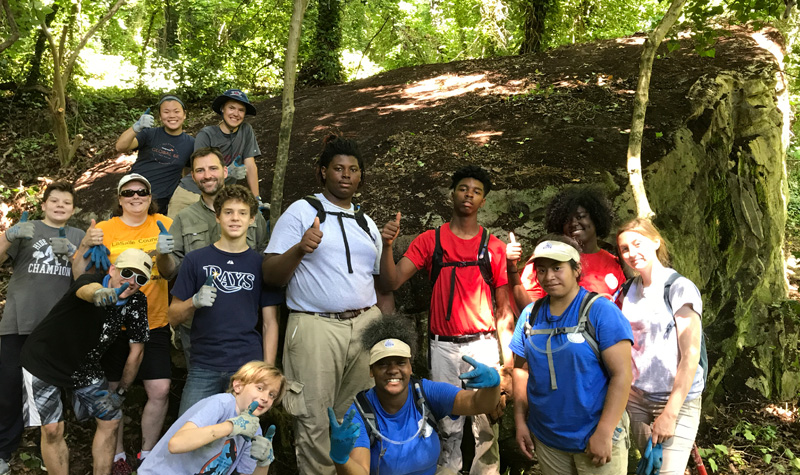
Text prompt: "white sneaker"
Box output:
[[0, 458, 10, 475]]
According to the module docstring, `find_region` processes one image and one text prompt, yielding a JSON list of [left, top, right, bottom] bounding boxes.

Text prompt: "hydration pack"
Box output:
[[302, 195, 372, 274]]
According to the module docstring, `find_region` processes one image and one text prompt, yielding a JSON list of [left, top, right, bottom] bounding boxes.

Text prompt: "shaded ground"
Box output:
[[1, 25, 798, 474]]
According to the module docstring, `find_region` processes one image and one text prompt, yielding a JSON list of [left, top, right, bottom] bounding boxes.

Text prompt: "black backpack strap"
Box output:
[[302, 195, 372, 274], [353, 389, 377, 446], [353, 205, 371, 236], [663, 272, 709, 386], [411, 376, 439, 435], [302, 195, 326, 224], [430, 226, 443, 284], [477, 228, 496, 311], [614, 277, 635, 306]]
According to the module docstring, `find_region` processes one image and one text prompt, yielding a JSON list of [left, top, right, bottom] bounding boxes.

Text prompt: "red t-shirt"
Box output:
[[520, 248, 625, 301], [404, 223, 509, 336]]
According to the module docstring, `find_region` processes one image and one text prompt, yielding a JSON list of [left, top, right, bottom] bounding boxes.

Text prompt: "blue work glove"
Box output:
[[250, 425, 276, 467], [227, 156, 247, 181], [156, 220, 174, 254], [257, 196, 269, 211], [328, 407, 360, 465], [132, 107, 154, 133], [83, 244, 111, 272], [636, 436, 663, 475], [228, 401, 260, 439], [49, 227, 77, 256], [93, 389, 124, 419], [5, 211, 34, 242], [458, 355, 500, 389], [92, 283, 129, 307]]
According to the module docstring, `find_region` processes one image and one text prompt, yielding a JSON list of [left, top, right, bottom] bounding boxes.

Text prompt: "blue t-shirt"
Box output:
[[348, 379, 461, 475], [509, 287, 633, 452], [130, 127, 195, 200], [172, 245, 276, 371], [137, 393, 260, 475]]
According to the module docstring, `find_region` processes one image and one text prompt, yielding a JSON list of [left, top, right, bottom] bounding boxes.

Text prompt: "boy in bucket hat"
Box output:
[[19, 248, 151, 475], [168, 89, 265, 217]]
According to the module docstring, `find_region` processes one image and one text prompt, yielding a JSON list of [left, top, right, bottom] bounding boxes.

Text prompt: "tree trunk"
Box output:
[[270, 0, 310, 222], [163, 0, 178, 56], [519, 0, 550, 54], [137, 5, 158, 89], [626, 0, 687, 219], [299, 0, 343, 86], [0, 0, 19, 53], [41, 0, 127, 167]]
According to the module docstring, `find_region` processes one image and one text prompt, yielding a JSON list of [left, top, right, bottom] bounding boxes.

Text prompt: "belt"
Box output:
[[430, 332, 494, 344], [291, 307, 372, 320]]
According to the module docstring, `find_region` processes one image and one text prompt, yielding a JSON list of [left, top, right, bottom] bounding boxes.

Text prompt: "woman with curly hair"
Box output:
[[326, 316, 500, 475], [507, 186, 626, 310]]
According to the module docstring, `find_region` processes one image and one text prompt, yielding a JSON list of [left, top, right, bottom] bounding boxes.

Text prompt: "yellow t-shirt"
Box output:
[[98, 214, 173, 329]]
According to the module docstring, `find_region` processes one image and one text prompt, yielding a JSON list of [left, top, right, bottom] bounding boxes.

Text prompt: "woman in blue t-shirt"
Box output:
[[510, 235, 633, 474], [616, 219, 704, 474], [328, 316, 500, 475]]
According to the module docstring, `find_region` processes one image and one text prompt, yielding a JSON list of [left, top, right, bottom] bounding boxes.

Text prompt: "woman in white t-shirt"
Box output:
[[616, 219, 704, 475]]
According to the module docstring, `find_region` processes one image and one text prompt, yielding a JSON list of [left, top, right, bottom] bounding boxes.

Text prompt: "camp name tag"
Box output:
[[567, 333, 586, 344]]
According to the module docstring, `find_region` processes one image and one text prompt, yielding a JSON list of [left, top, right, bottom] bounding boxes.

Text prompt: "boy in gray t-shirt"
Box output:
[[0, 181, 84, 473]]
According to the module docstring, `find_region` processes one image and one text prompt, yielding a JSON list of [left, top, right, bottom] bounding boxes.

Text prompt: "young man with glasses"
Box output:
[[0, 181, 85, 475], [20, 248, 152, 475]]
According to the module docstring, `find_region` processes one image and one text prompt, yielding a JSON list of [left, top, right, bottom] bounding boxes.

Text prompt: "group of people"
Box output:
[[0, 88, 706, 475]]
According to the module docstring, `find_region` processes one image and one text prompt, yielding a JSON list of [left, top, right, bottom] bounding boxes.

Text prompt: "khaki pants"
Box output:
[[167, 186, 199, 220], [282, 307, 381, 475], [430, 336, 501, 475], [534, 412, 630, 475], [627, 389, 701, 475]]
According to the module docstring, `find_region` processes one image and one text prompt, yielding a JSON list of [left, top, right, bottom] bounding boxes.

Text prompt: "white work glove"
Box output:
[[132, 108, 155, 133]]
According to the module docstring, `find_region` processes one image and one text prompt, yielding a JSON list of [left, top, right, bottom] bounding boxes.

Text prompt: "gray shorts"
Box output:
[[22, 368, 121, 425]]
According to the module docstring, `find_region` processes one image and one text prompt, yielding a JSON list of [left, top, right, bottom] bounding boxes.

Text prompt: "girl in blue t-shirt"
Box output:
[[328, 316, 501, 475], [510, 235, 633, 475]]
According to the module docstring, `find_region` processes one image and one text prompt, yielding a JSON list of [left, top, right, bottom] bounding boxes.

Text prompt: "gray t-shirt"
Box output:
[[1, 221, 85, 335], [179, 123, 261, 194], [621, 268, 705, 402], [136, 393, 260, 475], [265, 193, 381, 313]]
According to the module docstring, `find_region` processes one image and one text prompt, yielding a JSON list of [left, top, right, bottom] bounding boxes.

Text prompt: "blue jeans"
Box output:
[[178, 366, 235, 416]]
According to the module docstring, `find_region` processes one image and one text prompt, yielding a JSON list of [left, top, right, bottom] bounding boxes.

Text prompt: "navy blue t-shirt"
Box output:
[[172, 245, 273, 371], [130, 127, 195, 200]]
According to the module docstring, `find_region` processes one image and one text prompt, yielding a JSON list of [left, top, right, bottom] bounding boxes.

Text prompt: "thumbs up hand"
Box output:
[[156, 220, 174, 255], [250, 425, 276, 467], [132, 107, 154, 133], [49, 227, 77, 256], [81, 219, 105, 247], [506, 231, 522, 263], [192, 273, 217, 309], [5, 211, 35, 242], [228, 400, 261, 439], [381, 212, 402, 245], [299, 217, 323, 254], [227, 156, 247, 181]]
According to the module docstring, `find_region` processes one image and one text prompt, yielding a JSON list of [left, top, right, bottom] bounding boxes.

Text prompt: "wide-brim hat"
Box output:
[[114, 248, 152, 281], [117, 173, 151, 195], [212, 89, 257, 116]]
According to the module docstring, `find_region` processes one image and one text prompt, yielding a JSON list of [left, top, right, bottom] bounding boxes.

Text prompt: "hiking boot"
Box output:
[[0, 458, 10, 475], [111, 458, 133, 475]]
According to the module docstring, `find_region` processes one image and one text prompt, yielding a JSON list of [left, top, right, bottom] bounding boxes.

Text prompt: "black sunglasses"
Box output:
[[119, 189, 151, 198], [120, 268, 149, 286]]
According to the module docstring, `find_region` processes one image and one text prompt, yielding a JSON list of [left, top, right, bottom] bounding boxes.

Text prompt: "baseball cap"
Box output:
[[212, 89, 257, 116], [117, 173, 151, 195], [369, 339, 412, 365], [114, 248, 152, 281], [531, 240, 581, 264]]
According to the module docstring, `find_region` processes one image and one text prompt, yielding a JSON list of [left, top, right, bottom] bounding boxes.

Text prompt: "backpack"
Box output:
[[616, 272, 709, 387], [302, 195, 372, 274], [524, 292, 603, 391], [429, 226, 494, 322], [353, 376, 439, 447]]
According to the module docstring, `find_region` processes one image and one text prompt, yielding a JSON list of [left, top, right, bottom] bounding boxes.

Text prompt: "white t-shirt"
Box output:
[[621, 267, 705, 402], [265, 193, 381, 312]]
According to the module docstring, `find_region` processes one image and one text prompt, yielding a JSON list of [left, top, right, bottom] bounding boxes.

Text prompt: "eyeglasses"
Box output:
[[120, 268, 149, 286], [119, 189, 150, 198]]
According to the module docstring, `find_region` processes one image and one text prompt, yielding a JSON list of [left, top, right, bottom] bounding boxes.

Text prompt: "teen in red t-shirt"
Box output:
[[379, 166, 513, 475], [507, 186, 625, 311]]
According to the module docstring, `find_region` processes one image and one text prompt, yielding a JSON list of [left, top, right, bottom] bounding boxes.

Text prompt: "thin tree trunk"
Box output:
[[519, 0, 549, 54], [0, 0, 19, 53], [24, 5, 59, 89], [626, 0, 687, 219], [270, 0, 310, 222]]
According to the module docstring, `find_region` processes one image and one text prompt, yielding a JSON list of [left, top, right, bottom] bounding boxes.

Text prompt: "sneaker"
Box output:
[[111, 458, 133, 475], [0, 458, 10, 475]]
